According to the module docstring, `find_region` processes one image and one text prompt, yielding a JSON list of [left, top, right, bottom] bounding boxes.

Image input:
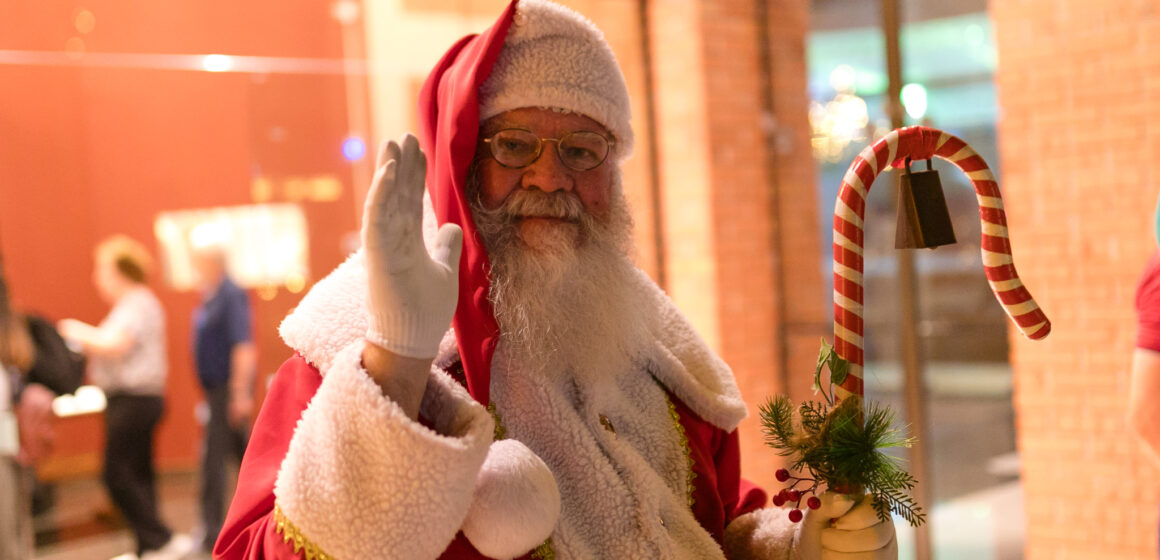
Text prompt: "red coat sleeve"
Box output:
[[673, 394, 768, 546], [214, 354, 512, 560], [214, 354, 323, 560]]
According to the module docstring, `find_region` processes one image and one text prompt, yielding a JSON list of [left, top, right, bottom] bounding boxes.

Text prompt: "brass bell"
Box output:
[[895, 158, 956, 249]]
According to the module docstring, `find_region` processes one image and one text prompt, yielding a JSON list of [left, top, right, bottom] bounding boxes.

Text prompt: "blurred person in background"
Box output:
[[58, 235, 191, 560], [189, 243, 255, 554], [0, 263, 83, 560], [216, 1, 895, 559]]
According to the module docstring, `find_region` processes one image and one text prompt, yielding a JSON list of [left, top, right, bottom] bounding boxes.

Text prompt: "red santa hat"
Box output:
[[417, 0, 632, 406]]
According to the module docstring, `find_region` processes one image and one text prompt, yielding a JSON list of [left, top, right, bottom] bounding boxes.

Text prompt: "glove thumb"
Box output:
[[811, 491, 857, 523], [796, 491, 857, 560], [431, 223, 463, 274]]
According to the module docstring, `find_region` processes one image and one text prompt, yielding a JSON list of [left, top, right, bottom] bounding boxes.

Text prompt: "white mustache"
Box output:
[[501, 190, 585, 222]]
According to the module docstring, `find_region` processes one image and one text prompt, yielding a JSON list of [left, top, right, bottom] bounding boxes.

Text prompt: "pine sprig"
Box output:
[[798, 401, 827, 435], [868, 469, 925, 526], [760, 340, 926, 527], [758, 395, 797, 454]]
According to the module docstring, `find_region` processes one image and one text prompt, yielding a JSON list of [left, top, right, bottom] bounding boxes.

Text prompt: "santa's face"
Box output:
[[476, 108, 616, 251]]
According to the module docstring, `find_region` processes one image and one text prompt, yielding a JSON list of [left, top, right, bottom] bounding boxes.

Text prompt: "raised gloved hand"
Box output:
[[797, 491, 897, 560], [363, 134, 462, 359]]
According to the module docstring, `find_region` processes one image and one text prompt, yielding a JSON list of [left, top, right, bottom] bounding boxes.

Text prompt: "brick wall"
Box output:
[[681, 0, 786, 486], [991, 1, 1160, 557], [763, 0, 830, 408], [647, 0, 820, 491]]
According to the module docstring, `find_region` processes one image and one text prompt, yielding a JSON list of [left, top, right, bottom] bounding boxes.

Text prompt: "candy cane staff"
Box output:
[[832, 126, 1051, 400], [761, 125, 1050, 545], [214, 1, 895, 559]]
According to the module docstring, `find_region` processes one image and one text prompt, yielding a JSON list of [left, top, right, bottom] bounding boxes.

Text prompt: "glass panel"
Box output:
[[154, 204, 310, 295]]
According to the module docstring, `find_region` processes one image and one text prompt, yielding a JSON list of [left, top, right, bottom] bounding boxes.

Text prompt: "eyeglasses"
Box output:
[[482, 128, 613, 171]]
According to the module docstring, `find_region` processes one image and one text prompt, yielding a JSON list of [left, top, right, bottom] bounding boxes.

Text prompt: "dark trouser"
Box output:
[[199, 384, 249, 551], [103, 393, 171, 555]]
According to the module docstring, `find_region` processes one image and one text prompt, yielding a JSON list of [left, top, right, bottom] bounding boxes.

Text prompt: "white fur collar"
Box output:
[[279, 251, 370, 374], [279, 250, 747, 431]]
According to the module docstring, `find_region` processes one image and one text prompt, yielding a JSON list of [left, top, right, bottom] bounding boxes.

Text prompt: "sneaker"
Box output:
[[141, 533, 195, 560]]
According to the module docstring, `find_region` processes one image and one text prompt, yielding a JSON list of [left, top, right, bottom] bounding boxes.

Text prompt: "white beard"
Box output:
[[466, 174, 730, 560], [471, 176, 649, 386]]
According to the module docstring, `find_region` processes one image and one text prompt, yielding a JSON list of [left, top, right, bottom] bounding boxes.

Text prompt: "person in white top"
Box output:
[[59, 235, 191, 560]]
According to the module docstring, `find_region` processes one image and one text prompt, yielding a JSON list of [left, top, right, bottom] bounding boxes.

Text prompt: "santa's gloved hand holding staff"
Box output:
[[762, 125, 1051, 558]]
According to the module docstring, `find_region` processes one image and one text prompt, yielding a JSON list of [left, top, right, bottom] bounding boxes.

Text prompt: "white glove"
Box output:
[[797, 492, 897, 560], [363, 134, 463, 359]]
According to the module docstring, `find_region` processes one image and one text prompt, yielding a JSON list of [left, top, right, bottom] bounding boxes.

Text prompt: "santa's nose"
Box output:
[[521, 143, 573, 193]]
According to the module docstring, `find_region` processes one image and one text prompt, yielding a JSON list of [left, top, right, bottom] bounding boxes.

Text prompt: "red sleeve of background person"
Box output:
[[1136, 252, 1160, 352]]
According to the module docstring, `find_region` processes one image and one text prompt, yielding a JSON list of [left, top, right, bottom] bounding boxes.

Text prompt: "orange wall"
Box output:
[[0, 0, 360, 476]]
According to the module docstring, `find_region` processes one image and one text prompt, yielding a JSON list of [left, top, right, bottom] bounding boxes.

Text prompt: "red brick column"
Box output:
[[648, 0, 821, 492], [763, 0, 829, 408], [992, 1, 1160, 557]]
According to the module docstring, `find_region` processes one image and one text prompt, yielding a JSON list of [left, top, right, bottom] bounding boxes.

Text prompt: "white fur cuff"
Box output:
[[274, 341, 494, 560], [723, 508, 797, 560], [462, 439, 561, 559]]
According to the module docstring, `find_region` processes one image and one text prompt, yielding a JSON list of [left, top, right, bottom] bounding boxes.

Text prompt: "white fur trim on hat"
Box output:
[[480, 0, 634, 159]]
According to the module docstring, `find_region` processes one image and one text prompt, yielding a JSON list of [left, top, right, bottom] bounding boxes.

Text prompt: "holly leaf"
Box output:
[[816, 338, 853, 389], [828, 351, 850, 387], [813, 338, 831, 394], [816, 338, 832, 369]]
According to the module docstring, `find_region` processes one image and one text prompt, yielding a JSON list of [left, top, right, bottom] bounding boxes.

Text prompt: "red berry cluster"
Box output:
[[772, 468, 822, 523]]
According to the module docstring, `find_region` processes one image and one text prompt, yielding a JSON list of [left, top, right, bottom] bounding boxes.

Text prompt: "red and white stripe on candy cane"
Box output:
[[832, 126, 1050, 400]]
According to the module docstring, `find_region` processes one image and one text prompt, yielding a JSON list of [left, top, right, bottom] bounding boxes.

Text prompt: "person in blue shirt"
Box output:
[[190, 245, 256, 554]]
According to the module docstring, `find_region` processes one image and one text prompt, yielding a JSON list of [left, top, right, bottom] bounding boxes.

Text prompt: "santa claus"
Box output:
[[216, 1, 896, 558]]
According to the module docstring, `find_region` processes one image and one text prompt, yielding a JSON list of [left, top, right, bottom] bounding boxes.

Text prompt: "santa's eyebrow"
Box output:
[[481, 125, 521, 138]]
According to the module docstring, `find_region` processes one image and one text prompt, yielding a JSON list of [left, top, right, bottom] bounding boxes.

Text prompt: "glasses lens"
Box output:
[[558, 131, 609, 171], [489, 129, 540, 168]]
